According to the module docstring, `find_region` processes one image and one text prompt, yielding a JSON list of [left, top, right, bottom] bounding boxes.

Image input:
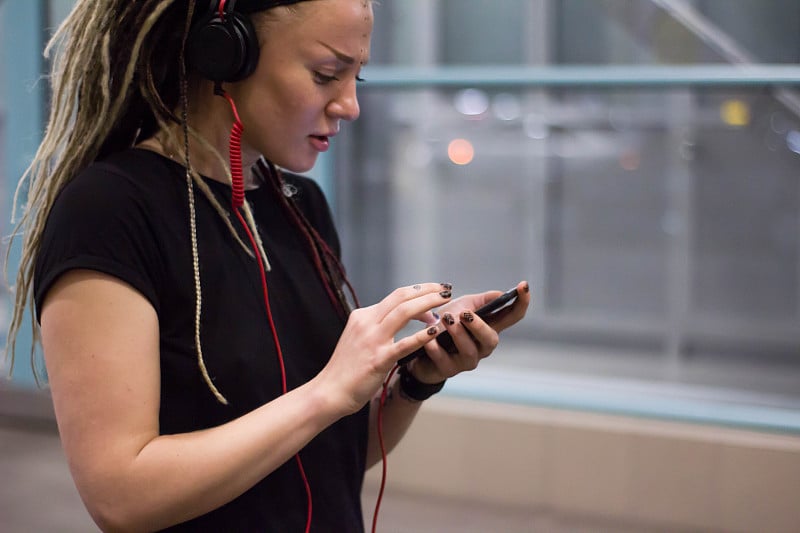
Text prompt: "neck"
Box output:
[[140, 82, 262, 189]]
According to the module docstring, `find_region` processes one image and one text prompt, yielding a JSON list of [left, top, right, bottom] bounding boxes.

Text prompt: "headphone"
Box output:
[[186, 0, 261, 82]]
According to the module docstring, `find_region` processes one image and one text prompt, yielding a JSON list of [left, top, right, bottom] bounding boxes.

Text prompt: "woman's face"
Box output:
[[229, 0, 373, 173]]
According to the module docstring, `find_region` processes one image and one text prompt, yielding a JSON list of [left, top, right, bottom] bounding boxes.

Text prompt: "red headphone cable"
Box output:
[[218, 84, 394, 533], [372, 363, 400, 533], [218, 87, 313, 533]]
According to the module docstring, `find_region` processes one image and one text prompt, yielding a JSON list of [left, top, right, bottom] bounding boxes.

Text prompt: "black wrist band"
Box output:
[[398, 365, 446, 402]]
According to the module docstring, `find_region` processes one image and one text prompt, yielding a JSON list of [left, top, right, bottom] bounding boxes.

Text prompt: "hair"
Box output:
[[4, 0, 356, 402]]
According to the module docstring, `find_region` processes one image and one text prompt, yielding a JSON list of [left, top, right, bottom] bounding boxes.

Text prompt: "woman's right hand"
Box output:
[[315, 282, 453, 414]]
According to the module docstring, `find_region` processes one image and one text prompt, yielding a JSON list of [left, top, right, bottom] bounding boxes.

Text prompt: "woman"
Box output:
[[6, 0, 530, 530]]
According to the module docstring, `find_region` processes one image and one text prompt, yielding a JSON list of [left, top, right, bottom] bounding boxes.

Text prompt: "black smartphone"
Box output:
[[398, 286, 520, 366]]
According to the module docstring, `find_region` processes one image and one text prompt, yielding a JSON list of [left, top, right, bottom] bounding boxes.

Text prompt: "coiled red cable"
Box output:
[[220, 88, 313, 533], [220, 91, 245, 209], [219, 83, 392, 533]]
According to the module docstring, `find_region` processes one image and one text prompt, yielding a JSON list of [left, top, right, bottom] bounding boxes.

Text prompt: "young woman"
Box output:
[[6, 0, 530, 530]]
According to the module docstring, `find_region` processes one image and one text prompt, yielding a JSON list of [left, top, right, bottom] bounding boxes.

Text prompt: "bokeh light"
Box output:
[[720, 99, 751, 127], [448, 139, 475, 166], [454, 89, 490, 117]]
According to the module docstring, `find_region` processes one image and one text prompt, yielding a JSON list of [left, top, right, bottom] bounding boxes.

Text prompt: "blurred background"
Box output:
[[2, 1, 799, 532]]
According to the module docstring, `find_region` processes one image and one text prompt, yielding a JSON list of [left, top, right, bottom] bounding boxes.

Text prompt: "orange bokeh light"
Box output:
[[448, 139, 475, 166]]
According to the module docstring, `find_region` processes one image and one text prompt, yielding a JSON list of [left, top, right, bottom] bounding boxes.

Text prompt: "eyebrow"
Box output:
[[316, 40, 368, 65]]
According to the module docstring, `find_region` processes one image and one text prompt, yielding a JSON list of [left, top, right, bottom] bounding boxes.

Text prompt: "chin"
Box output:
[[275, 157, 318, 174]]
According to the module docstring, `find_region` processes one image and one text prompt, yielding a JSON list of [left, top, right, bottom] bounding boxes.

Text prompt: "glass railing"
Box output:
[[332, 69, 800, 433]]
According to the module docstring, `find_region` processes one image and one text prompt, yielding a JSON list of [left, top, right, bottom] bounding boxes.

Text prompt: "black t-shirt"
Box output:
[[34, 149, 369, 532]]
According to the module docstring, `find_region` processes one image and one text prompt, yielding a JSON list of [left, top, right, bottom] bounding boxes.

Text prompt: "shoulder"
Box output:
[[58, 148, 176, 202], [35, 149, 179, 316], [47, 148, 186, 231]]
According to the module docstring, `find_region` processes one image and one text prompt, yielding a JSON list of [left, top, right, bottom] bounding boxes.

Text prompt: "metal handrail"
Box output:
[[653, 0, 800, 121], [359, 64, 800, 89]]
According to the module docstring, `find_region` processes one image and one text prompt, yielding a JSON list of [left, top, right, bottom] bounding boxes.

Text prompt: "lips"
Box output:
[[309, 135, 330, 152]]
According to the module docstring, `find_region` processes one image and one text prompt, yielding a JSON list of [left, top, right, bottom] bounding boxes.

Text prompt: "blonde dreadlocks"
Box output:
[[4, 0, 272, 402]]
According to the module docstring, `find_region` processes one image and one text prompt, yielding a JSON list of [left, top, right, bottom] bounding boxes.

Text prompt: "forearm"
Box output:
[[76, 378, 344, 532], [365, 373, 424, 469], [44, 276, 456, 531]]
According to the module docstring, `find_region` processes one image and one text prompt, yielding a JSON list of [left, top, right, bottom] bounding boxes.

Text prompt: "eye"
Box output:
[[313, 72, 340, 84]]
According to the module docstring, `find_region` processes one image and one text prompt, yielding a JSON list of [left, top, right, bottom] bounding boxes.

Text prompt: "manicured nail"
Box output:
[[461, 311, 474, 323], [523, 283, 530, 293], [440, 290, 452, 299], [427, 326, 438, 335], [440, 282, 453, 291], [443, 313, 456, 326]]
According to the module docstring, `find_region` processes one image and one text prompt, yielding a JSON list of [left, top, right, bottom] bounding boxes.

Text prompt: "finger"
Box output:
[[417, 312, 483, 376], [453, 311, 498, 363], [422, 339, 460, 377], [482, 281, 532, 333], [393, 322, 446, 362], [381, 288, 453, 333], [411, 309, 440, 326], [372, 282, 453, 322]]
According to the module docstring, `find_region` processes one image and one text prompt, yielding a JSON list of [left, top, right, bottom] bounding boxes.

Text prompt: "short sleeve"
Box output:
[[34, 162, 164, 321]]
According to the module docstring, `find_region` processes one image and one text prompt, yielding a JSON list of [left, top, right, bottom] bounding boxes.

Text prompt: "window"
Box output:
[[335, 0, 800, 428]]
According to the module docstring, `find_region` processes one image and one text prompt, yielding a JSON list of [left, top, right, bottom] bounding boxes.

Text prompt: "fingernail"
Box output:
[[523, 283, 530, 293], [461, 311, 474, 323], [440, 290, 452, 299], [443, 313, 456, 326], [440, 282, 453, 291], [427, 326, 438, 335], [432, 311, 441, 321]]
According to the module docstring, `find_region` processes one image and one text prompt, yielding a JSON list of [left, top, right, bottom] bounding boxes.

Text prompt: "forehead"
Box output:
[[260, 0, 374, 54]]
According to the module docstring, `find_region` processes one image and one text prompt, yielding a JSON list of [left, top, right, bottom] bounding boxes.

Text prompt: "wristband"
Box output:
[[398, 365, 446, 402]]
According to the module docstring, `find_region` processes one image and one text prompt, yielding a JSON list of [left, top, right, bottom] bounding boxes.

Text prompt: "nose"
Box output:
[[327, 78, 360, 122]]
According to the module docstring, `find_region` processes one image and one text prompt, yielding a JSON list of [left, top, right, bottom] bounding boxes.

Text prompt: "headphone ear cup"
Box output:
[[228, 12, 260, 81], [187, 11, 260, 82]]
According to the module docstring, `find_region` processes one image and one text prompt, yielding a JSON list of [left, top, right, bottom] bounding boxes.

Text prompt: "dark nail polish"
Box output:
[[523, 283, 530, 293], [462, 311, 474, 323], [432, 312, 441, 321], [443, 313, 456, 326], [427, 326, 438, 335], [440, 282, 453, 291], [440, 290, 452, 299]]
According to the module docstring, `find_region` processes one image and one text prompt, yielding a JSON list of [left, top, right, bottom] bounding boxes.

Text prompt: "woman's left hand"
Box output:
[[408, 280, 531, 384]]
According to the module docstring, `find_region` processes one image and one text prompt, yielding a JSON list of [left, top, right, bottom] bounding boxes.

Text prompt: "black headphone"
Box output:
[[186, 0, 260, 83]]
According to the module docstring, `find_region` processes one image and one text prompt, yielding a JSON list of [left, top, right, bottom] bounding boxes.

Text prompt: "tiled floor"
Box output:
[[0, 423, 650, 533]]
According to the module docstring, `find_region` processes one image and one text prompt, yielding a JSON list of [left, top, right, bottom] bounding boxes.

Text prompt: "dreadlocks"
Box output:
[[4, 0, 356, 403]]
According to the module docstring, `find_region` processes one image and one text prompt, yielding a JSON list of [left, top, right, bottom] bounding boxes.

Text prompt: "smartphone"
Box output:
[[398, 286, 520, 366]]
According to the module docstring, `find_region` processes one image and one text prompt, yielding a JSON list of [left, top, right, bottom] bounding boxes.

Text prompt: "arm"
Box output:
[[365, 281, 531, 468], [365, 371, 423, 468], [41, 270, 450, 532]]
